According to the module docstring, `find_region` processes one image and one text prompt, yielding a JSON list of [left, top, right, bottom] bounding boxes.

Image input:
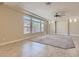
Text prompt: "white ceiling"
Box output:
[[4, 2, 79, 20]]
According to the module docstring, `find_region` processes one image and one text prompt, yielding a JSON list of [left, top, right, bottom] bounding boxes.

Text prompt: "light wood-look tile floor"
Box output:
[[0, 36, 79, 57]]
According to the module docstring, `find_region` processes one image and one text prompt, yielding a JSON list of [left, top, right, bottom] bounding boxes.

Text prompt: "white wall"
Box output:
[[49, 19, 79, 36], [49, 21, 55, 34], [56, 20, 68, 35], [69, 19, 79, 36]]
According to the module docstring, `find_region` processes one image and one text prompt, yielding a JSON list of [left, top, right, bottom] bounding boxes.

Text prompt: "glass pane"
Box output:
[[23, 16, 31, 34], [32, 18, 41, 33], [24, 28, 30, 34], [24, 20, 30, 27]]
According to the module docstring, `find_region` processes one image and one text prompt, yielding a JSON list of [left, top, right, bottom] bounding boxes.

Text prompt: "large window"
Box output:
[[23, 16, 31, 34], [32, 18, 41, 33], [23, 16, 45, 34]]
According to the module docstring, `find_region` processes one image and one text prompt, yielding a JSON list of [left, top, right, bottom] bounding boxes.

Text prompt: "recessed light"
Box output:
[[69, 18, 72, 23], [74, 18, 77, 22]]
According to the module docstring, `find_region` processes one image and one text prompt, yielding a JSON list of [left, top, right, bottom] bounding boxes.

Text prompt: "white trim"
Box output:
[[56, 33, 68, 36], [0, 33, 45, 46], [0, 39, 23, 46], [0, 36, 32, 46], [70, 34, 79, 37], [0, 33, 79, 46]]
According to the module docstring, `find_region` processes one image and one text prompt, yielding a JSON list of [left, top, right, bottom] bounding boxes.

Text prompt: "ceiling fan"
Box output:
[[46, 2, 52, 5], [54, 11, 65, 17], [45, 3, 65, 18]]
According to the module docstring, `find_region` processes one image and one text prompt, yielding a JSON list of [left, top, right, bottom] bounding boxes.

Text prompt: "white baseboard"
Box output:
[[52, 33, 79, 37], [69, 34, 79, 37], [0, 39, 23, 46], [1, 33, 78, 46], [0, 36, 33, 46], [55, 33, 68, 36], [0, 34, 43, 46]]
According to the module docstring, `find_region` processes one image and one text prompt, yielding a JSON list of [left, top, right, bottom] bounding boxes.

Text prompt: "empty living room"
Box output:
[[0, 1, 79, 58]]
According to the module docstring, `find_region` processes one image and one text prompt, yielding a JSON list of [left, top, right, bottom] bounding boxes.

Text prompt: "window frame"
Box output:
[[23, 16, 31, 34], [32, 17, 41, 33], [23, 15, 45, 34]]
